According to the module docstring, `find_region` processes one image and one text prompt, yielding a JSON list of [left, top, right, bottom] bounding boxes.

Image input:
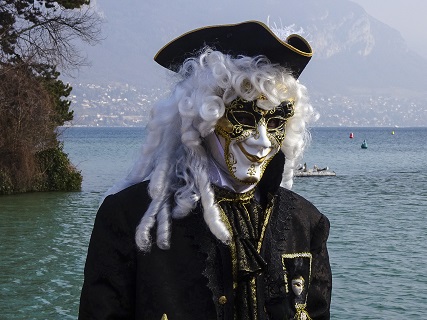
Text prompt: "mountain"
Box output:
[[287, 0, 427, 95], [65, 0, 427, 127], [72, 0, 427, 94]]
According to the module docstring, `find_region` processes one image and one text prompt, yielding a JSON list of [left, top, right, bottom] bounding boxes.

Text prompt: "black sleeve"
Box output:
[[78, 195, 137, 320], [307, 214, 332, 320]]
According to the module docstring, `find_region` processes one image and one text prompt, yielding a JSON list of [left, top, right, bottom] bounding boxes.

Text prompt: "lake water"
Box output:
[[1, 126, 426, 319]]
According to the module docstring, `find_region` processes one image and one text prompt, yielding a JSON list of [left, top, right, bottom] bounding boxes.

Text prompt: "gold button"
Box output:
[[218, 295, 227, 305]]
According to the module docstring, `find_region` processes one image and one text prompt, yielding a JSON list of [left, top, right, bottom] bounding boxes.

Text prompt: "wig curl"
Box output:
[[107, 48, 318, 251]]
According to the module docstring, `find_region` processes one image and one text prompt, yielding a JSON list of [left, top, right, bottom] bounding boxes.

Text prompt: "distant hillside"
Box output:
[[289, 0, 427, 95], [71, 0, 427, 95], [65, 0, 427, 127]]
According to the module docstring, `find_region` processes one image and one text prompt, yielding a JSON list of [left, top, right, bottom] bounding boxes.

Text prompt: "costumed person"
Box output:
[[79, 21, 332, 320]]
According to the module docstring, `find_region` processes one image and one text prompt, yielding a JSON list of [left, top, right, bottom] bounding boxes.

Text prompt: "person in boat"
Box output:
[[78, 21, 332, 320]]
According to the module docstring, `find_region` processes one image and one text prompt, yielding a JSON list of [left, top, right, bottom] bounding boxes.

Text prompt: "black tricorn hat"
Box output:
[[154, 20, 313, 79]]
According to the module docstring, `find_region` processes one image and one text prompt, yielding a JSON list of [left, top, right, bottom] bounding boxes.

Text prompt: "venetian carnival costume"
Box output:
[[79, 21, 332, 320]]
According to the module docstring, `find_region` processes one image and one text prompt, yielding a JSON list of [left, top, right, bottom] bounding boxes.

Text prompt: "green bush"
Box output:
[[36, 144, 82, 192]]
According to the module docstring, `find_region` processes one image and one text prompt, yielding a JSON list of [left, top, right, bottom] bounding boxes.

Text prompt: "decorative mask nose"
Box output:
[[250, 123, 272, 149]]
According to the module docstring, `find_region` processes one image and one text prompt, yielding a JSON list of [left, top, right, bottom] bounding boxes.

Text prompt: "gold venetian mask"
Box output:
[[213, 96, 295, 184], [216, 97, 294, 145]]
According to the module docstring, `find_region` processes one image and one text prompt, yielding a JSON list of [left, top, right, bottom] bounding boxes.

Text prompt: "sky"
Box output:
[[74, 0, 427, 89], [350, 0, 427, 58]]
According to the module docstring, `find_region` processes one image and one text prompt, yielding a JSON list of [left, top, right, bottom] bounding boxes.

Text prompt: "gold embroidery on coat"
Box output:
[[250, 277, 258, 316], [216, 188, 274, 287], [257, 200, 274, 253], [295, 303, 312, 320], [217, 204, 237, 285], [281, 252, 313, 318]]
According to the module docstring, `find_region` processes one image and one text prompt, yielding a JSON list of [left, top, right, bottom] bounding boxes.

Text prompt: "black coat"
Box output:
[[79, 155, 332, 320]]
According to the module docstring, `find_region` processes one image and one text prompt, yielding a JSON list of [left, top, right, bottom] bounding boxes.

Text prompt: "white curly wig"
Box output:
[[106, 48, 318, 251]]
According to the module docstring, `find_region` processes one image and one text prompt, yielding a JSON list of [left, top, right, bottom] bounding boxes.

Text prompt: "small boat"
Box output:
[[295, 170, 336, 177], [361, 140, 368, 149], [295, 165, 336, 177]]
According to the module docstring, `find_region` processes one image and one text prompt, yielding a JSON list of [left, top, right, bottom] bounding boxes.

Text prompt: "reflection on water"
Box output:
[[294, 173, 427, 318], [0, 192, 99, 319]]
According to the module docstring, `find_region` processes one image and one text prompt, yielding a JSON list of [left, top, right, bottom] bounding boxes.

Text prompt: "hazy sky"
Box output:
[[77, 0, 427, 88], [351, 0, 427, 58]]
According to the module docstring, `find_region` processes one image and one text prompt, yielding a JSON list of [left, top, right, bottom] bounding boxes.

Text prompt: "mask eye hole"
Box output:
[[267, 117, 286, 129], [231, 111, 256, 127]]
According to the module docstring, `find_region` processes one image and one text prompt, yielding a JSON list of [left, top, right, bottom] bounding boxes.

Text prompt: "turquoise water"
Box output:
[[1, 127, 426, 319]]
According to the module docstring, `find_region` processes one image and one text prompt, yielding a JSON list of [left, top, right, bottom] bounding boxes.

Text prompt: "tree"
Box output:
[[0, 0, 100, 68], [0, 0, 101, 194]]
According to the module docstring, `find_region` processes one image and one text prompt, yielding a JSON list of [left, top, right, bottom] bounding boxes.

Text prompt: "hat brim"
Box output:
[[154, 20, 313, 79]]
